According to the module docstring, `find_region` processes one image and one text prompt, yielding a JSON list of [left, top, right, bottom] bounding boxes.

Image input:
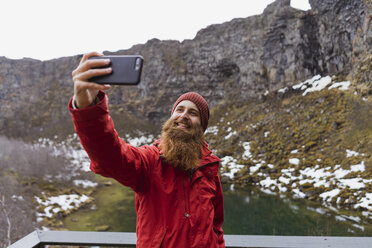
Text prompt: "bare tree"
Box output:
[[0, 175, 34, 247], [0, 194, 11, 246]]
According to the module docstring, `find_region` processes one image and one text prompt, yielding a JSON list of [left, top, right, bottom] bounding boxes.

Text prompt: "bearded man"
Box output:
[[69, 52, 225, 248]]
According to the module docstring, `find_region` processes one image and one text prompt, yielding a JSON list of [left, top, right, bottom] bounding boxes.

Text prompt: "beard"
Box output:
[[159, 118, 205, 172]]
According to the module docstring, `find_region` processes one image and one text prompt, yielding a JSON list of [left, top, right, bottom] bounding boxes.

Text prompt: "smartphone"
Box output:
[[88, 55, 143, 85]]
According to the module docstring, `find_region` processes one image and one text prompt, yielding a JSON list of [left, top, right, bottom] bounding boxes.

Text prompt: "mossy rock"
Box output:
[[304, 141, 317, 152], [95, 225, 111, 231], [300, 182, 313, 189]]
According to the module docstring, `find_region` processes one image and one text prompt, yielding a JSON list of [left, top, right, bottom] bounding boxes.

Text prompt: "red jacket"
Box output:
[[69, 92, 225, 248]]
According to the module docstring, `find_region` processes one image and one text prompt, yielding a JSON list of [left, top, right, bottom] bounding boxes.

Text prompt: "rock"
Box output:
[[95, 225, 110, 231], [103, 181, 113, 186], [309, 0, 367, 75], [220, 176, 230, 184]]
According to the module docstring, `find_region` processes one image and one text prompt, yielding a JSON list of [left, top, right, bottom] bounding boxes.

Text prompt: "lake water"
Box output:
[[64, 180, 372, 236]]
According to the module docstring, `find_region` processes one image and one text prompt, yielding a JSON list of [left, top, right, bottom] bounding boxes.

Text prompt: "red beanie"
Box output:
[[171, 92, 209, 132]]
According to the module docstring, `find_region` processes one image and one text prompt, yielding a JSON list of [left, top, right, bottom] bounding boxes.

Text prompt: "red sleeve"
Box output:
[[212, 173, 225, 247], [68, 91, 157, 192]]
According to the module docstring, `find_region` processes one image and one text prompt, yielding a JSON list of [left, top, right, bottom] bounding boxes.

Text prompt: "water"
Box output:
[[64, 180, 372, 236], [223, 185, 371, 236]]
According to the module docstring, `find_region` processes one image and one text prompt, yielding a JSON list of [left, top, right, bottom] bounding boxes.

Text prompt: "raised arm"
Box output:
[[69, 52, 157, 193]]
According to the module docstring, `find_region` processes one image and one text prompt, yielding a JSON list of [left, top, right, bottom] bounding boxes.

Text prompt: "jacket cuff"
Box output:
[[68, 91, 108, 122]]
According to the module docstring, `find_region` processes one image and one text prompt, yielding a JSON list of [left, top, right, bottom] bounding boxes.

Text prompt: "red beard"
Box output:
[[159, 118, 205, 171]]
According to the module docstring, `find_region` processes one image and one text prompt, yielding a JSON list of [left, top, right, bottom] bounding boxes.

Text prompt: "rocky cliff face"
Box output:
[[0, 56, 80, 138], [0, 0, 370, 139]]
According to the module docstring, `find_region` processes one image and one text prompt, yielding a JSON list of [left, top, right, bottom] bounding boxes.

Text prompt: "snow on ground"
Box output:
[[289, 158, 300, 165], [287, 75, 351, 96], [73, 180, 98, 188], [35, 133, 155, 173], [250, 162, 262, 173], [35, 134, 91, 172], [346, 149, 365, 158], [221, 141, 372, 213], [35, 193, 89, 222], [205, 126, 219, 135], [11, 195, 24, 201], [242, 142, 252, 159], [68, 148, 91, 172], [298, 75, 332, 96], [283, 161, 370, 206], [355, 193, 372, 210], [125, 134, 155, 147], [278, 87, 288, 93], [225, 131, 237, 140], [350, 161, 365, 172], [328, 81, 350, 91], [320, 189, 341, 202], [220, 156, 244, 179], [32, 132, 155, 224], [264, 131, 270, 138]]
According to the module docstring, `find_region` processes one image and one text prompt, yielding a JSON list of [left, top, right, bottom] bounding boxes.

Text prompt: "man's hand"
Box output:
[[72, 52, 112, 109]]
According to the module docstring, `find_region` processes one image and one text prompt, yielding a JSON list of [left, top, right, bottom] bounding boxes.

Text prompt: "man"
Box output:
[[69, 52, 225, 247]]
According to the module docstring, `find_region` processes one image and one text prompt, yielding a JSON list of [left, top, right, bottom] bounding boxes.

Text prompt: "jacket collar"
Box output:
[[199, 141, 220, 166]]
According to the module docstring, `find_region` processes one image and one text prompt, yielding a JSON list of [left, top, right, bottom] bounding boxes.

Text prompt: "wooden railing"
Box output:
[[8, 230, 372, 248]]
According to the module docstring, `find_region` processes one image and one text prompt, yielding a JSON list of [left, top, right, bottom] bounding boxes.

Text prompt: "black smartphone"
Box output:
[[88, 55, 143, 85]]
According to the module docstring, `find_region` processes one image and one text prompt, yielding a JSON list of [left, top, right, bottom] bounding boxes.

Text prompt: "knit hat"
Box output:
[[171, 92, 209, 132]]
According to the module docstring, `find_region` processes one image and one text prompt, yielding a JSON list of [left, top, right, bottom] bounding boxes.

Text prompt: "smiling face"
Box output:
[[170, 100, 201, 131], [160, 100, 204, 171]]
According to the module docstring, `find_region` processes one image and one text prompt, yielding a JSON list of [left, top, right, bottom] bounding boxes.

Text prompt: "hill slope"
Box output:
[[206, 75, 371, 213]]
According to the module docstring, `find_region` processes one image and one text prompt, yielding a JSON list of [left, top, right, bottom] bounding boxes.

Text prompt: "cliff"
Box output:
[[0, 0, 370, 139]]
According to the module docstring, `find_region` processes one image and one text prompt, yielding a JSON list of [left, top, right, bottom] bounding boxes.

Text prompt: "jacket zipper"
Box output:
[[182, 177, 191, 218], [183, 161, 219, 219]]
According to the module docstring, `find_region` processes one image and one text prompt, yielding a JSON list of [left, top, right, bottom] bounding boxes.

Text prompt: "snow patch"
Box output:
[[293, 75, 332, 96], [350, 161, 365, 172], [11, 195, 24, 201], [126, 134, 154, 147], [354, 193, 372, 210], [289, 158, 300, 165], [328, 81, 350, 91], [205, 126, 219, 135], [278, 87, 288, 93], [250, 163, 262, 173], [35, 194, 89, 221], [346, 149, 365, 158], [242, 142, 253, 160], [292, 75, 351, 96], [320, 189, 341, 202], [225, 131, 237, 140], [73, 180, 98, 188], [220, 156, 244, 179]]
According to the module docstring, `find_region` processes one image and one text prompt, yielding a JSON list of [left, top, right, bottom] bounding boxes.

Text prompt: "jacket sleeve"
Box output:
[[69, 91, 157, 193], [213, 173, 225, 247]]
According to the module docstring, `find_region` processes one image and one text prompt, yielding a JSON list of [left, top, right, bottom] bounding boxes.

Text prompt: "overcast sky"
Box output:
[[0, 0, 310, 61]]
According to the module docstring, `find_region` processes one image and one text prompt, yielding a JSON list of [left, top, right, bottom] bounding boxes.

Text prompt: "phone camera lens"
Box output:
[[135, 58, 141, 70]]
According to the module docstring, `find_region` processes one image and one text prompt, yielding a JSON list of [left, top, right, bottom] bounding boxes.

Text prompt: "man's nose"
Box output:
[[179, 111, 189, 120]]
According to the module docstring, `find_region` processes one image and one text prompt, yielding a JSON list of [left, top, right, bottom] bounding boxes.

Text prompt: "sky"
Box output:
[[0, 0, 310, 61]]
